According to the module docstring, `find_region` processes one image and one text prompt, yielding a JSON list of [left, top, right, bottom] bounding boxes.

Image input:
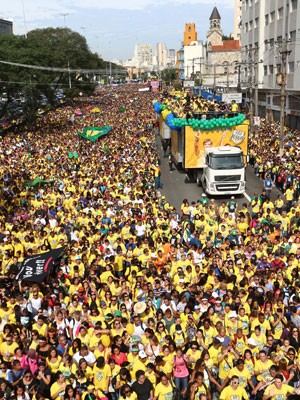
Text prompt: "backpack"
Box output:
[[271, 313, 278, 334], [111, 372, 119, 391], [172, 385, 184, 400]]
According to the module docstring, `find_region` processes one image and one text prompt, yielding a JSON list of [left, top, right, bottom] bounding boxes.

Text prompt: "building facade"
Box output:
[[0, 18, 13, 35], [156, 42, 168, 71], [205, 7, 241, 92], [133, 44, 153, 69], [233, 0, 242, 41], [241, 0, 300, 128]]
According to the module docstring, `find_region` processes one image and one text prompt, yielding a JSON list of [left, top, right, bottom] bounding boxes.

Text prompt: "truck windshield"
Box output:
[[208, 154, 244, 170]]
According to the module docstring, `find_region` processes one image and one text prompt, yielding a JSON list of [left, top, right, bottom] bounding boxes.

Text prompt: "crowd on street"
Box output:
[[0, 87, 299, 400]]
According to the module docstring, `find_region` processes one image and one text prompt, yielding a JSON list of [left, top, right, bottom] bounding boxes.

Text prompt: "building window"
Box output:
[[269, 38, 274, 48], [249, 20, 253, 30], [270, 11, 275, 22], [269, 65, 274, 74], [245, 22, 248, 32], [264, 65, 268, 76], [288, 61, 295, 73], [278, 7, 283, 19], [276, 64, 281, 73], [265, 14, 269, 25], [255, 17, 259, 28], [291, 0, 297, 12], [277, 36, 282, 43], [264, 40, 268, 51], [290, 30, 296, 42]]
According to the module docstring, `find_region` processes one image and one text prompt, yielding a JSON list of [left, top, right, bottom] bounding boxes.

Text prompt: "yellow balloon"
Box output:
[[101, 334, 111, 347], [126, 323, 135, 335]]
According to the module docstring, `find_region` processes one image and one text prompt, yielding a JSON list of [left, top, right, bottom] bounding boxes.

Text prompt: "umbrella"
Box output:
[[91, 107, 100, 113]]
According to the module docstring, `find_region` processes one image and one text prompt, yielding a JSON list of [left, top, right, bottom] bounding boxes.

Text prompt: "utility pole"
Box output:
[[248, 50, 254, 135], [254, 47, 259, 137], [277, 40, 291, 157], [234, 62, 241, 92]]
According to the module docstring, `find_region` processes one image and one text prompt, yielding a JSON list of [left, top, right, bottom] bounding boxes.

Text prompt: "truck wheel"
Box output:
[[196, 173, 202, 187]]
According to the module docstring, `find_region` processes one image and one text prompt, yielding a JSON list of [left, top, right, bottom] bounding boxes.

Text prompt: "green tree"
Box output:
[[0, 28, 110, 119], [161, 68, 177, 85]]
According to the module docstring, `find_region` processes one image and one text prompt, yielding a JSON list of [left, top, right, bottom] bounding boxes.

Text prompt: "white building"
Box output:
[[184, 41, 206, 79], [133, 44, 153, 69], [167, 49, 176, 67], [241, 0, 300, 128], [156, 42, 168, 71]]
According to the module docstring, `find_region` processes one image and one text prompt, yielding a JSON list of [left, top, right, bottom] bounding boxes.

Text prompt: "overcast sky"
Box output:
[[4, 0, 234, 61]]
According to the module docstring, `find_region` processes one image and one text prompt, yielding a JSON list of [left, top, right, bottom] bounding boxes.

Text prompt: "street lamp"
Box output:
[[60, 13, 68, 28], [60, 13, 71, 89]]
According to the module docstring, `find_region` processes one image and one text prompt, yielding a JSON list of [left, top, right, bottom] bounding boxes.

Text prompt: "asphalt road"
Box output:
[[156, 136, 282, 212]]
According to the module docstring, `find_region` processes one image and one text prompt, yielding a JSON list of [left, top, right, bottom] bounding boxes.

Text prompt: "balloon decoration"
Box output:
[[152, 101, 246, 131], [153, 102, 163, 113], [101, 334, 111, 347], [172, 113, 246, 130], [126, 323, 135, 335]]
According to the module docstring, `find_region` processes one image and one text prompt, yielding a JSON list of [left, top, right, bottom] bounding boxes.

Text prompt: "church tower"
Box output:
[[207, 6, 223, 47], [183, 23, 197, 46]]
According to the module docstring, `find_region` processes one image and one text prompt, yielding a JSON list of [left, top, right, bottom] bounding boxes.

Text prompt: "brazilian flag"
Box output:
[[77, 126, 111, 142]]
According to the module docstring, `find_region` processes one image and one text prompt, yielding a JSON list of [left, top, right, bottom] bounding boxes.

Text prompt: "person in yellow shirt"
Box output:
[[263, 373, 298, 400], [93, 356, 111, 393], [153, 373, 173, 400], [155, 356, 172, 380], [254, 350, 273, 382], [220, 375, 248, 400], [0, 334, 18, 363], [224, 359, 254, 391]]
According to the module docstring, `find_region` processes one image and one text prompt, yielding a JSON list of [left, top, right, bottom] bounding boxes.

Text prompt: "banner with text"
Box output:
[[16, 247, 65, 283]]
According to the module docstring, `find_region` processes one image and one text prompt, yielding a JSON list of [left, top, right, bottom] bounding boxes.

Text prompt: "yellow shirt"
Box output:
[[255, 359, 273, 382], [264, 383, 294, 400], [220, 385, 248, 400], [93, 364, 111, 390], [154, 382, 173, 400], [228, 367, 251, 389], [0, 341, 18, 362]]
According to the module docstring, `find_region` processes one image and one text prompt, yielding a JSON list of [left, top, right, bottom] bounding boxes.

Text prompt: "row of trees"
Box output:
[[0, 28, 121, 120]]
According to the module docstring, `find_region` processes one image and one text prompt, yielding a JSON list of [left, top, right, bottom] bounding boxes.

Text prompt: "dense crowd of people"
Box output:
[[0, 86, 299, 400]]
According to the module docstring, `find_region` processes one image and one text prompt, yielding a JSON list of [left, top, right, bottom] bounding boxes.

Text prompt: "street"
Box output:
[[157, 137, 282, 212]]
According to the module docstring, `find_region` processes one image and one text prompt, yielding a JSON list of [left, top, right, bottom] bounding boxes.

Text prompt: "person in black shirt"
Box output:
[[131, 370, 153, 400]]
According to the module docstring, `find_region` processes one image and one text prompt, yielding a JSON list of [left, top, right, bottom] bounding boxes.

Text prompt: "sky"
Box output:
[[3, 0, 235, 61]]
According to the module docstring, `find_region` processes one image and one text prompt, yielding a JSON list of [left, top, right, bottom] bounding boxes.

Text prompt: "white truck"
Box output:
[[170, 123, 249, 195], [198, 146, 246, 195]]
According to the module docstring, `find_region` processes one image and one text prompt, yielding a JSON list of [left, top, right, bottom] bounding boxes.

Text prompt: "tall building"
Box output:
[[176, 23, 205, 80], [233, 0, 242, 41], [183, 23, 197, 46], [156, 43, 168, 71], [241, 0, 300, 128], [207, 7, 223, 47], [205, 7, 241, 91], [133, 44, 153, 69], [0, 18, 13, 35], [167, 49, 176, 67]]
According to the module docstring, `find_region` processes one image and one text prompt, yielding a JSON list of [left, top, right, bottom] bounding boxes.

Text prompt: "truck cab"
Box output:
[[200, 146, 245, 195]]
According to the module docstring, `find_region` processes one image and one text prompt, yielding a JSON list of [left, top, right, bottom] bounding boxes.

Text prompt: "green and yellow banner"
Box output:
[[77, 126, 111, 142]]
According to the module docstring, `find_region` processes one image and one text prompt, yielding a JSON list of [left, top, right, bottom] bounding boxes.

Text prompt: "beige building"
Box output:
[[204, 7, 241, 91], [233, 0, 242, 41]]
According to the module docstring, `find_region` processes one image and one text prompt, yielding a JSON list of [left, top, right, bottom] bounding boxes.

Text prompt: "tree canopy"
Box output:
[[0, 28, 117, 120]]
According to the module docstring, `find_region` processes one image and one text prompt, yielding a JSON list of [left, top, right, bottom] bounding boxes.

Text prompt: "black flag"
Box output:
[[16, 247, 65, 283]]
